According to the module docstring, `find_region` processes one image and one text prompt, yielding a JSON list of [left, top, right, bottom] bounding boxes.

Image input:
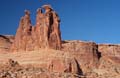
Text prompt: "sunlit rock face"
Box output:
[[0, 35, 14, 52], [98, 44, 120, 57], [0, 4, 118, 78], [10, 5, 99, 74], [62, 40, 99, 73], [11, 5, 62, 51]]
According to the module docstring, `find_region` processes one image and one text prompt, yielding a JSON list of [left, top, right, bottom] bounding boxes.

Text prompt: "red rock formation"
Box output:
[[11, 5, 62, 51], [0, 4, 120, 78], [48, 57, 83, 75], [98, 44, 120, 57], [62, 40, 99, 73], [0, 35, 14, 52]]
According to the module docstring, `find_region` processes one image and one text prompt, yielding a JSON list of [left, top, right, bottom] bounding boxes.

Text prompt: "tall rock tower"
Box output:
[[11, 5, 62, 51]]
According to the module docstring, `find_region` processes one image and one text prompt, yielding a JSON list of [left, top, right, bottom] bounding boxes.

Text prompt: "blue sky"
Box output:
[[0, 0, 120, 44]]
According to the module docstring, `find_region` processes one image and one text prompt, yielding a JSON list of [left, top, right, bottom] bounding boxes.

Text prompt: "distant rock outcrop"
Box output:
[[98, 44, 120, 57], [11, 5, 62, 51], [0, 35, 14, 52]]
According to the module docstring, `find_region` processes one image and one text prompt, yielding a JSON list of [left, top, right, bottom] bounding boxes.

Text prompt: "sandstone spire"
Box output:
[[11, 5, 62, 51]]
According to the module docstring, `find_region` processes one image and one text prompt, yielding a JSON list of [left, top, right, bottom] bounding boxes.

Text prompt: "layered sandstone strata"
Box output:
[[62, 40, 99, 73], [0, 35, 14, 52], [0, 4, 120, 78], [98, 44, 120, 57]]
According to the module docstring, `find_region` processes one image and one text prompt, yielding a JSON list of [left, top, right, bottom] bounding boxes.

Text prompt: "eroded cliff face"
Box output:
[[98, 44, 120, 57], [0, 35, 14, 52], [62, 40, 99, 73], [11, 5, 62, 51], [0, 5, 120, 78]]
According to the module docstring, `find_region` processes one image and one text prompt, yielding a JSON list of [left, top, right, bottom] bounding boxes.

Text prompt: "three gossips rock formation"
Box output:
[[11, 5, 62, 51]]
